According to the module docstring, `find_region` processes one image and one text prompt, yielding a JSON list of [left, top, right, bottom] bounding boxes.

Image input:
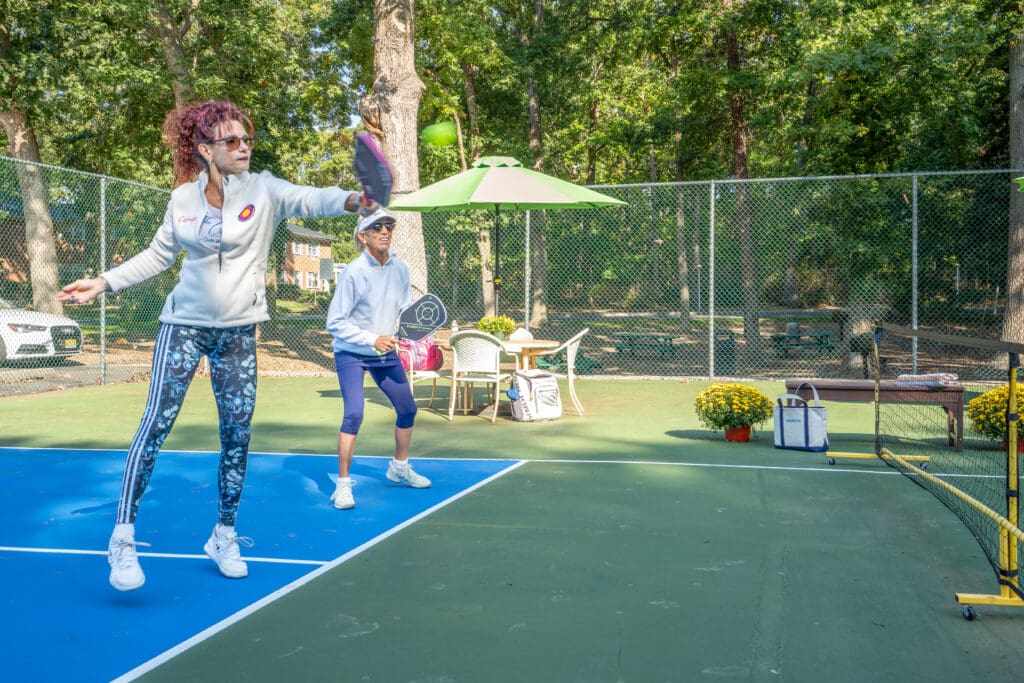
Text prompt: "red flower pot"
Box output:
[[724, 425, 751, 442], [1001, 439, 1024, 453]]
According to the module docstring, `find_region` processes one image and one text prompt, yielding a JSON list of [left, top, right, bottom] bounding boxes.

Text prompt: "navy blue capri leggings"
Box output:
[[334, 350, 417, 434]]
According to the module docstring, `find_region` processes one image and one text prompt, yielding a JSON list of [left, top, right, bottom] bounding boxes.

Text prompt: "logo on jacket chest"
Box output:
[[178, 215, 198, 223], [238, 204, 256, 222]]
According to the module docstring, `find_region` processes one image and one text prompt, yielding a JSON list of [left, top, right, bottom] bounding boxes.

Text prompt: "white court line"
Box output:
[[2, 448, 999, 481], [1, 445, 1009, 481], [1, 446, 1010, 484], [0, 546, 326, 565], [112, 458, 529, 683], [523, 458, 1014, 480], [0, 445, 516, 462]]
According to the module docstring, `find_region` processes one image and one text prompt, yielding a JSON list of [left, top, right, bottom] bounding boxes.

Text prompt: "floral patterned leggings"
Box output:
[[115, 323, 257, 526]]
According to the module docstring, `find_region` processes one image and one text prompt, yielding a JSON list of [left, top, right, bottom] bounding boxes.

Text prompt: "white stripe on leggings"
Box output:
[[116, 324, 176, 523]]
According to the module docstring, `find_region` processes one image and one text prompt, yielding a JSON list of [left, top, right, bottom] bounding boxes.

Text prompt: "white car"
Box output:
[[0, 297, 83, 364]]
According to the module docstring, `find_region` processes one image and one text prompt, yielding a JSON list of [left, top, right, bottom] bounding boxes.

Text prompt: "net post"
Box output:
[[1006, 354, 1021, 599], [872, 324, 883, 454]]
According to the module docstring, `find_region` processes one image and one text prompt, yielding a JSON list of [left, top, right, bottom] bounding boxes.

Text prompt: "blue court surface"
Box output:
[[0, 447, 521, 682]]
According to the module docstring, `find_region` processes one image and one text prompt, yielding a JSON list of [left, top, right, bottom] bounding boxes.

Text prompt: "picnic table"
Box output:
[[769, 331, 836, 357], [614, 332, 676, 358]]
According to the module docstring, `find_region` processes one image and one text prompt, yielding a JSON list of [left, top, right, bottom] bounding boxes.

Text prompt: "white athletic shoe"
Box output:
[[386, 460, 431, 488], [331, 478, 356, 509], [204, 525, 252, 579], [108, 534, 146, 591]]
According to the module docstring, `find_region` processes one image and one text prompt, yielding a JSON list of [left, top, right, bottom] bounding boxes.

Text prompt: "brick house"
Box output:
[[282, 223, 336, 291]]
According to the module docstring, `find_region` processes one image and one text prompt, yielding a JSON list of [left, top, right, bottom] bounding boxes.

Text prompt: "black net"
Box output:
[[874, 324, 1023, 600]]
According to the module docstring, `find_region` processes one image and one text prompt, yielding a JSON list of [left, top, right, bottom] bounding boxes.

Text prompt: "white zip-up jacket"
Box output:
[[101, 171, 358, 328]]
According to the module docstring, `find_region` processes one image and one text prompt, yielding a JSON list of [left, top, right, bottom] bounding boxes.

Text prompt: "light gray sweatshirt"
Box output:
[[102, 170, 358, 328]]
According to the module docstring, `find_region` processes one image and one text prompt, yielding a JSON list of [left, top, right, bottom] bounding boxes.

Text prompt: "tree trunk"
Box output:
[[525, 0, 549, 327], [674, 131, 692, 334], [460, 61, 480, 162], [146, 0, 195, 106], [669, 40, 693, 335], [476, 221, 495, 315], [461, 60, 494, 315], [528, 211, 549, 328], [724, 11, 761, 351], [782, 78, 817, 307], [1005, 31, 1024, 343], [0, 108, 63, 315], [359, 0, 428, 295], [584, 102, 600, 308], [527, 75, 549, 327]]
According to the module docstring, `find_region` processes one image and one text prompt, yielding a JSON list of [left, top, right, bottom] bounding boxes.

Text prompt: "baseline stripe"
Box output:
[[524, 458, 1014, 479], [0, 546, 327, 565]]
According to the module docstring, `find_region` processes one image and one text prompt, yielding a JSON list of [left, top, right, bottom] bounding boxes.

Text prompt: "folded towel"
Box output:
[[896, 372, 959, 387]]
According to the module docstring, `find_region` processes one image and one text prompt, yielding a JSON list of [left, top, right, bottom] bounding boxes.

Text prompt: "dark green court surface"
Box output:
[[2, 378, 1021, 682]]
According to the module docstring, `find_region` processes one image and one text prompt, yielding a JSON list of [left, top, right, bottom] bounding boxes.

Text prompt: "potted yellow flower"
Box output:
[[695, 382, 774, 441], [476, 314, 517, 339], [966, 384, 1024, 448]]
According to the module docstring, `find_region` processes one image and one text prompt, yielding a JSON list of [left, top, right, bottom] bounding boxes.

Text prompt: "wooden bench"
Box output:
[[770, 332, 836, 357], [785, 378, 964, 451], [614, 332, 676, 358]]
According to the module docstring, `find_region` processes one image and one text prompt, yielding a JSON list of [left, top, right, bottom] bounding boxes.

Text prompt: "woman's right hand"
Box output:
[[373, 335, 398, 353], [57, 277, 108, 305], [358, 194, 382, 216]]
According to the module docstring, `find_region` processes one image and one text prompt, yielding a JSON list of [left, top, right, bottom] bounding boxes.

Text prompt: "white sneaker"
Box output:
[[108, 534, 146, 591], [204, 526, 252, 579], [331, 478, 356, 509], [386, 460, 431, 488]]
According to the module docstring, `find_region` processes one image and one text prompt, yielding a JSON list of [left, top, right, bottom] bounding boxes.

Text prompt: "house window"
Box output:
[[306, 272, 318, 289], [291, 241, 302, 255], [294, 271, 302, 286], [306, 242, 317, 256]]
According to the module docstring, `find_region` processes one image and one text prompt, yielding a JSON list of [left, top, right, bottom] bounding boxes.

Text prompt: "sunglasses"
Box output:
[[210, 135, 256, 151], [367, 222, 396, 232]]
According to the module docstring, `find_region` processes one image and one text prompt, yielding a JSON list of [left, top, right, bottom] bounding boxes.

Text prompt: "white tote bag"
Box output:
[[774, 382, 829, 452]]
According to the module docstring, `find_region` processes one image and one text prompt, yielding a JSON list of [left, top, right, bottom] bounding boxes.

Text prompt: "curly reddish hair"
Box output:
[[162, 100, 254, 186]]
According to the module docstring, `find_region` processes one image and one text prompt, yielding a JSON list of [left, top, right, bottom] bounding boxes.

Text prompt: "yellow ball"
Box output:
[[420, 121, 457, 147]]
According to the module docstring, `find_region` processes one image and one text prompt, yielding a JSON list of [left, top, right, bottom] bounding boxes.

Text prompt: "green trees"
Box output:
[[1, 0, 1020, 326]]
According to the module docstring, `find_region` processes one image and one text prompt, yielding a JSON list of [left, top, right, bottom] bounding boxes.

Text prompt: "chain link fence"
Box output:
[[0, 155, 1016, 394]]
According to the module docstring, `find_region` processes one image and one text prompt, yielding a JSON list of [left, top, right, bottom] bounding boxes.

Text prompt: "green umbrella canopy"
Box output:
[[388, 156, 626, 211], [388, 156, 625, 313]]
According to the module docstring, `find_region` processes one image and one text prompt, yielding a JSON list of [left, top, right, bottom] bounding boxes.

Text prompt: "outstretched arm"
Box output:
[[57, 277, 109, 305]]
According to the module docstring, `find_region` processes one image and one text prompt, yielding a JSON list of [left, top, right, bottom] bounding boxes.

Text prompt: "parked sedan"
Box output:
[[0, 297, 83, 364]]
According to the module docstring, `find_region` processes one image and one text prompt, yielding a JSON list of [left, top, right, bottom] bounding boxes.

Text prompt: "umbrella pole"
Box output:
[[493, 206, 501, 314], [524, 210, 530, 331]]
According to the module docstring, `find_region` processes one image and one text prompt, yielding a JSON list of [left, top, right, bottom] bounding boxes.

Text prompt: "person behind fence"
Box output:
[[56, 99, 376, 592], [325, 208, 431, 511]]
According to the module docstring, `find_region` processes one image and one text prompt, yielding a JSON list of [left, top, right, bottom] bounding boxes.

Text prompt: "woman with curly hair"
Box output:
[[58, 100, 374, 591]]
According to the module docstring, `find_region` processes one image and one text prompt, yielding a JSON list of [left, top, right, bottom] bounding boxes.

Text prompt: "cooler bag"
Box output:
[[508, 369, 562, 421]]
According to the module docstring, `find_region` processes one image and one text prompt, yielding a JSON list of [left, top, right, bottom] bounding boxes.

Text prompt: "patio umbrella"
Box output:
[[389, 156, 626, 312]]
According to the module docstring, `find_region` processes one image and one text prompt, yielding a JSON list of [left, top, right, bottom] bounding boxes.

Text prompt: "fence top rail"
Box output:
[[879, 323, 1024, 356], [5, 153, 1018, 195], [597, 168, 1024, 191], [0, 154, 164, 192]]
